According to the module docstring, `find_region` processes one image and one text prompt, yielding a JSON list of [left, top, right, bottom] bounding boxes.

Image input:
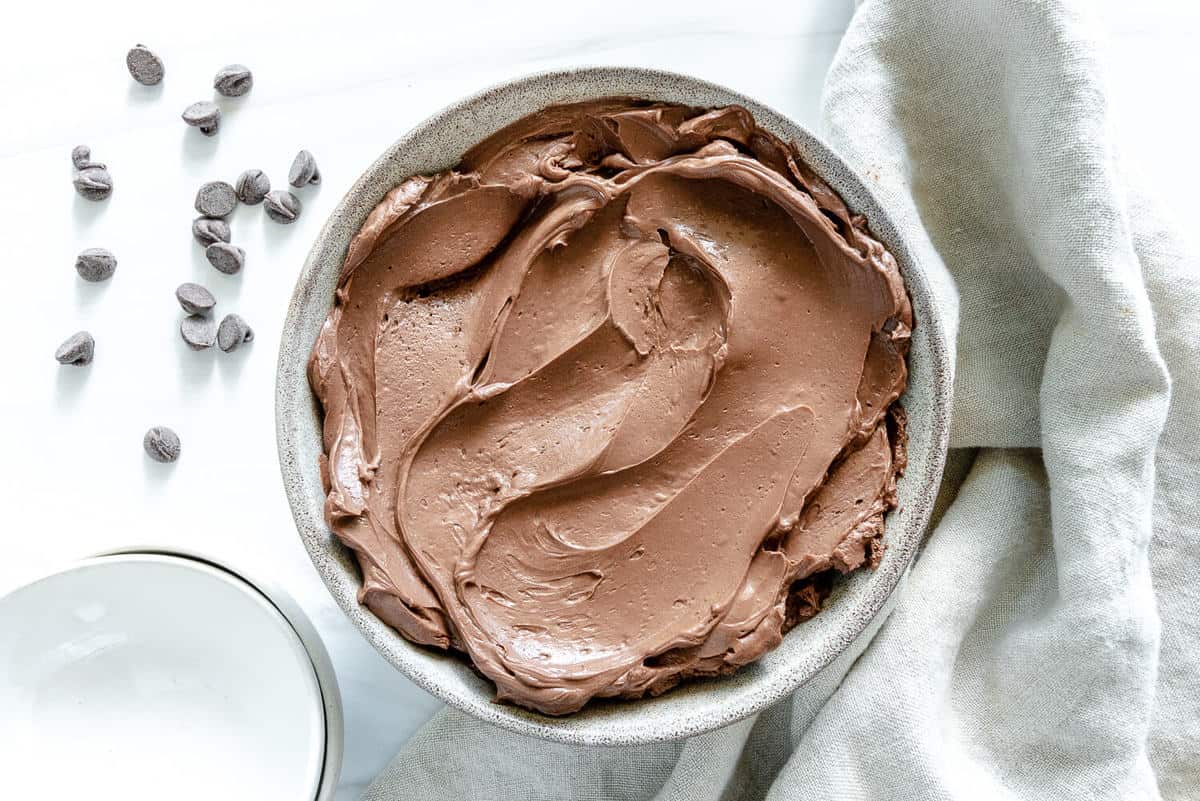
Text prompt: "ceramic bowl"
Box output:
[[276, 66, 952, 746], [0, 550, 342, 800]]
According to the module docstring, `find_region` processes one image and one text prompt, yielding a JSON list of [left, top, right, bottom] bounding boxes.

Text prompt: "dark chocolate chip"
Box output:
[[195, 181, 237, 218], [75, 248, 117, 282], [180, 314, 217, 349], [71, 145, 93, 170], [176, 283, 216, 316], [73, 166, 113, 201], [71, 147, 106, 170], [55, 331, 95, 366], [213, 64, 253, 97], [217, 314, 254, 352], [143, 426, 181, 463], [182, 101, 221, 136], [264, 190, 300, 224], [73, 248, 115, 282], [206, 242, 245, 275], [192, 217, 231, 247], [288, 150, 320, 187], [126, 44, 164, 86], [235, 169, 270, 205]]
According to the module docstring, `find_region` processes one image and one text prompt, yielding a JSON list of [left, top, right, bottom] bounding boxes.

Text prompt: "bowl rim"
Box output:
[[276, 64, 952, 745]]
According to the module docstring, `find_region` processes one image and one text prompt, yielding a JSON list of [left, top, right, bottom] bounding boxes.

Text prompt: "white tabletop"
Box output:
[[1, 2, 1195, 799]]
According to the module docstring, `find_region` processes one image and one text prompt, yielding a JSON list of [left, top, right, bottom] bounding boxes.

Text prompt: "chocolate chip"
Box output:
[[264, 190, 301, 224], [55, 331, 95, 366], [143, 426, 181, 463], [73, 166, 113, 201], [206, 242, 245, 275], [217, 314, 254, 352], [192, 217, 231, 247], [235, 169, 270, 205], [194, 181, 237, 218], [182, 101, 220, 136], [180, 314, 217, 349], [75, 248, 117, 282], [288, 150, 320, 187], [176, 282, 216, 316], [126, 44, 164, 86], [70, 144, 106, 171], [213, 64, 253, 97]]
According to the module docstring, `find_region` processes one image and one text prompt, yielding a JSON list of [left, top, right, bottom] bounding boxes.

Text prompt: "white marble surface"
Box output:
[[0, 1, 1195, 798]]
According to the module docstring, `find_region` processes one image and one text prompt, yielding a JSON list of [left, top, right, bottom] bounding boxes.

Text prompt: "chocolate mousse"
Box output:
[[309, 99, 911, 715]]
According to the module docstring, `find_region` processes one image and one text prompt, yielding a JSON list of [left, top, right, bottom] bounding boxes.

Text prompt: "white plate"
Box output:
[[0, 554, 326, 800]]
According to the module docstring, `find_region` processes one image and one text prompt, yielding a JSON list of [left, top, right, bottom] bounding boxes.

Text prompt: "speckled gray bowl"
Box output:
[[277, 66, 952, 746]]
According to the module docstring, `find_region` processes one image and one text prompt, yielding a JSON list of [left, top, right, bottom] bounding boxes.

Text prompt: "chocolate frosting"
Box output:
[[309, 99, 911, 715]]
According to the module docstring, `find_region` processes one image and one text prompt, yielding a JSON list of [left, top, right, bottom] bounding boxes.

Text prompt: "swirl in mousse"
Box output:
[[309, 99, 912, 715]]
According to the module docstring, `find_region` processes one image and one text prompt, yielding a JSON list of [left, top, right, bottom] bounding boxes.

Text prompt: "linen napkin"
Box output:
[[363, 1, 1199, 797]]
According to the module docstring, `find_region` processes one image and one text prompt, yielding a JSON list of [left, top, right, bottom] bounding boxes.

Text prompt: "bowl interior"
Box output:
[[276, 66, 952, 746]]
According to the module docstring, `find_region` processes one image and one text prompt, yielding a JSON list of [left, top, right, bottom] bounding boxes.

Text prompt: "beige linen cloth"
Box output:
[[363, 1, 1199, 797]]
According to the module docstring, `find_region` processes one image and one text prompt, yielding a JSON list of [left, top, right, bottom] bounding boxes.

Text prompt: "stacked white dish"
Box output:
[[0, 550, 342, 800]]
